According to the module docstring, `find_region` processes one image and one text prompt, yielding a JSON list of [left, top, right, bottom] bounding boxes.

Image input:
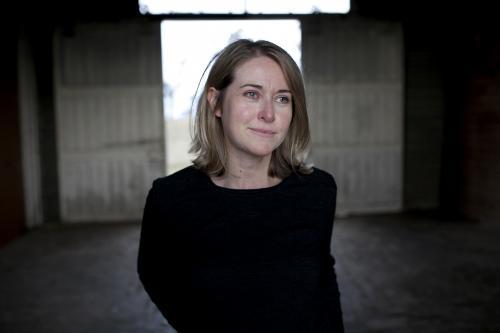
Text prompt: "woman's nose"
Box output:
[[258, 99, 275, 122]]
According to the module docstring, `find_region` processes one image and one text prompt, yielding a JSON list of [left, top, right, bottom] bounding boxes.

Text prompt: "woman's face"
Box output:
[[210, 56, 293, 162]]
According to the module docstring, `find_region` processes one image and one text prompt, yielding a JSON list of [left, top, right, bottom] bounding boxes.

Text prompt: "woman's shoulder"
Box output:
[[150, 165, 206, 193], [295, 166, 336, 189]]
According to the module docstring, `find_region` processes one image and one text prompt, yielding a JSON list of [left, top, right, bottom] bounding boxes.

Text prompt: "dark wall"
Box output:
[[462, 22, 500, 223], [403, 23, 445, 210], [402, 16, 469, 218], [0, 25, 26, 247], [28, 23, 60, 224], [353, 0, 500, 222], [406, 4, 500, 223]]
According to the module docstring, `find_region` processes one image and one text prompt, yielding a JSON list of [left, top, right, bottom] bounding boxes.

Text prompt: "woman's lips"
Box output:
[[249, 128, 276, 137]]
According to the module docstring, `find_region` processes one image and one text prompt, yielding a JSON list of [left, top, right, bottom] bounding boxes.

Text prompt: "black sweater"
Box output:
[[137, 166, 344, 332]]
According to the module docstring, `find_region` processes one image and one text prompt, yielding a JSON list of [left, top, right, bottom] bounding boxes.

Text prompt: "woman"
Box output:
[[138, 39, 344, 332]]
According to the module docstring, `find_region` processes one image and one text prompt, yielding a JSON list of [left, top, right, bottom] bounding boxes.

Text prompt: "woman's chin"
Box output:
[[248, 146, 278, 159]]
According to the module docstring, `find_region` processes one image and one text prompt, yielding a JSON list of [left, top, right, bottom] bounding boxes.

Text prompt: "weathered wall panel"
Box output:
[[302, 17, 403, 215], [54, 21, 164, 222]]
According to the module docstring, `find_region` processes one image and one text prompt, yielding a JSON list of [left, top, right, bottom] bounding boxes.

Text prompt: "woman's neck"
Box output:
[[211, 155, 280, 189]]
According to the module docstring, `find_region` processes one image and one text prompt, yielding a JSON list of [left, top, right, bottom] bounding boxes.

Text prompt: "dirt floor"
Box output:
[[1, 213, 499, 333]]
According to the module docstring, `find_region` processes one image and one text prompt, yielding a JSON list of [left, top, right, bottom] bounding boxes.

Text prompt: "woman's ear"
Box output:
[[207, 87, 222, 118]]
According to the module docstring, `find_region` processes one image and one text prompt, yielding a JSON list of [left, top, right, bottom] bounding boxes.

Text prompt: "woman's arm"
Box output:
[[137, 180, 186, 329]]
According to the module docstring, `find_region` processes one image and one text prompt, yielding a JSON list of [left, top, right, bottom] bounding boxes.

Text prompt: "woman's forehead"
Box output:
[[232, 56, 288, 87]]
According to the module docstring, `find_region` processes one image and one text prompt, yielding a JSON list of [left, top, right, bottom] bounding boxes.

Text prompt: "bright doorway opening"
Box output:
[[161, 20, 302, 174]]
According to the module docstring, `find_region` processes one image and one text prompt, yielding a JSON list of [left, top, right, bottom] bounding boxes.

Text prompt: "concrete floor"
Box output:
[[1, 213, 499, 333]]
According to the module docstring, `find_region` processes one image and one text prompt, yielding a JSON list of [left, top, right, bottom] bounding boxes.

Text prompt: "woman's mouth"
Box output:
[[249, 128, 276, 137]]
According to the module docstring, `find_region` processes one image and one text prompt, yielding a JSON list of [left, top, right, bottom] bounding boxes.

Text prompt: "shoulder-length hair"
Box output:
[[190, 39, 312, 178]]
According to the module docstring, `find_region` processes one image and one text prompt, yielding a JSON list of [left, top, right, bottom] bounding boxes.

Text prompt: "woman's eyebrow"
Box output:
[[239, 83, 263, 89], [239, 83, 291, 94]]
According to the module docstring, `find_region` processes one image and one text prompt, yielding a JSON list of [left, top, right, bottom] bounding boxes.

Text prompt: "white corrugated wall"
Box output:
[[54, 21, 165, 223], [302, 17, 404, 215]]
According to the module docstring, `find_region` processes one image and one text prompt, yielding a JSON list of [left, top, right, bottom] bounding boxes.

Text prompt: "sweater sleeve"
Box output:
[[137, 180, 186, 330], [326, 255, 345, 332], [325, 171, 345, 332]]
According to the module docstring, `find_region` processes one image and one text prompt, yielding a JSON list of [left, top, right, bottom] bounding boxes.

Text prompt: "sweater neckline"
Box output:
[[198, 168, 292, 195]]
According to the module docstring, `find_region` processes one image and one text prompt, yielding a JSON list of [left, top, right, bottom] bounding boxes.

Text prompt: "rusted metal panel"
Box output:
[[302, 17, 403, 215], [54, 21, 164, 222]]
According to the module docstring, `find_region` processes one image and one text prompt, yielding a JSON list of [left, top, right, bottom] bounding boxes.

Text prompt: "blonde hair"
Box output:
[[190, 39, 312, 178]]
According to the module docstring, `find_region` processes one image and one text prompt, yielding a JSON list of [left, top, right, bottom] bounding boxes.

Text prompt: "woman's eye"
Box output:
[[244, 91, 258, 99], [276, 96, 290, 104]]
